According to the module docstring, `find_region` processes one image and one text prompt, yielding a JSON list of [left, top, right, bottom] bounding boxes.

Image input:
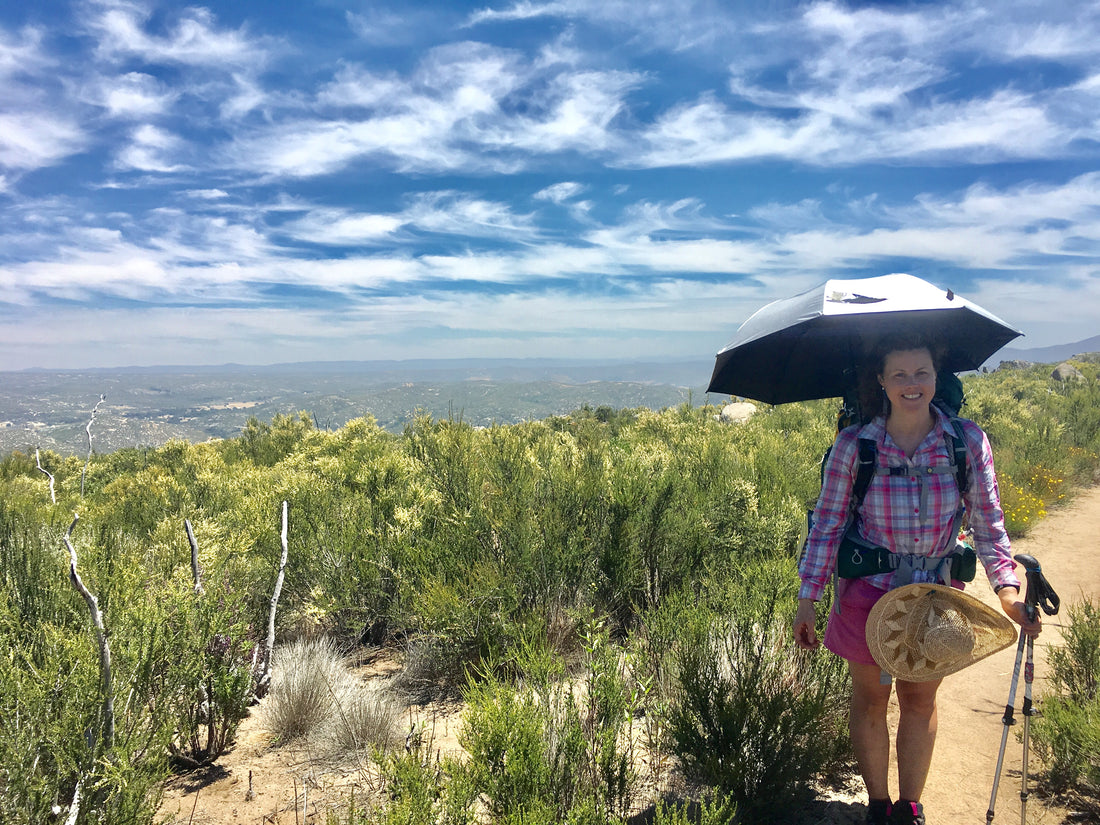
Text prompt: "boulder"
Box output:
[[997, 360, 1031, 371], [1051, 362, 1086, 382], [719, 401, 757, 424]]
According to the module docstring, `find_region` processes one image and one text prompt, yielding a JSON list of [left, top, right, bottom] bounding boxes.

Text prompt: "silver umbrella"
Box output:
[[707, 273, 1022, 404]]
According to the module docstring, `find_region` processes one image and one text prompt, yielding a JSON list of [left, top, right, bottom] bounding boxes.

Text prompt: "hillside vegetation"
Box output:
[[1, 361, 1098, 824]]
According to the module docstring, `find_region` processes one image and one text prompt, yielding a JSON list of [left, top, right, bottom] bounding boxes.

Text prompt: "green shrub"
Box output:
[[0, 505, 178, 825], [357, 745, 478, 825], [649, 794, 738, 825], [163, 584, 254, 767], [460, 669, 586, 821], [1032, 696, 1100, 796], [1033, 598, 1100, 795], [1048, 597, 1100, 704], [456, 624, 645, 823], [667, 557, 851, 823]]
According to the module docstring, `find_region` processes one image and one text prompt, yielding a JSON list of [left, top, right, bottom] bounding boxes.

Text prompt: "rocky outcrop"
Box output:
[[719, 401, 757, 424], [1051, 362, 1086, 382]]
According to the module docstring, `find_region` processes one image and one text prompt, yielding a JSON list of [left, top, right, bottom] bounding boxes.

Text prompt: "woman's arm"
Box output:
[[960, 420, 1020, 591], [798, 427, 861, 602]]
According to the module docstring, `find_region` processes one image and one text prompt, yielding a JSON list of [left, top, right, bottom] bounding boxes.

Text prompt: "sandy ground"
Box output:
[[912, 481, 1100, 825], [158, 484, 1100, 825]]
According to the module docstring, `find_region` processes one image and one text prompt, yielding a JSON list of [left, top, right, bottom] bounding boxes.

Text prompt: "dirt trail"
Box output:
[[159, 484, 1100, 825], [903, 482, 1100, 825]]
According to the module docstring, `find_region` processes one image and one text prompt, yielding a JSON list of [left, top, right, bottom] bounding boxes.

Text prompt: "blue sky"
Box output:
[[1, 0, 1098, 370]]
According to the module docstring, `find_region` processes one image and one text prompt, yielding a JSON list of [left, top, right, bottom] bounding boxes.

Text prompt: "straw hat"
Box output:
[[867, 583, 1017, 682]]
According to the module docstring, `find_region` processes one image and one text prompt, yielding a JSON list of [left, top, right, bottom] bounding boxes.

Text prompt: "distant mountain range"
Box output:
[[989, 334, 1100, 367]]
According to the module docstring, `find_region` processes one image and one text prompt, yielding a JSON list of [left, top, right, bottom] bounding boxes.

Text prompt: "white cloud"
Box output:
[[404, 193, 537, 237], [87, 2, 270, 68], [466, 1, 575, 26], [466, 0, 743, 54], [631, 98, 835, 167], [875, 92, 1059, 160], [1002, 23, 1095, 59], [500, 70, 640, 154], [0, 24, 49, 79], [219, 73, 271, 121], [279, 209, 406, 245], [85, 71, 174, 117], [614, 1, 1091, 170], [317, 65, 406, 108], [186, 189, 230, 200], [229, 42, 533, 176], [346, 7, 438, 46], [534, 181, 585, 203], [6, 171, 1096, 313], [0, 112, 86, 171], [801, 1, 951, 49], [114, 123, 189, 172], [906, 173, 1100, 231]]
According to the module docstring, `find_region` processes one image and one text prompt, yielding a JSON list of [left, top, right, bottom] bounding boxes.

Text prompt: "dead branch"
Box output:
[[61, 513, 114, 825], [255, 501, 289, 699], [35, 448, 57, 505], [63, 778, 81, 825], [80, 395, 105, 498], [184, 519, 205, 595]]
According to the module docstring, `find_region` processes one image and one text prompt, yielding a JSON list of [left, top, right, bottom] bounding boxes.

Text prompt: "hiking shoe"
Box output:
[[890, 800, 925, 825], [865, 798, 892, 824]]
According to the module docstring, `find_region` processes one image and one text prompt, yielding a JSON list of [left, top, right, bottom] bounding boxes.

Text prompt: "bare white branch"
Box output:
[[255, 501, 289, 699], [80, 395, 106, 498], [184, 519, 205, 595], [62, 514, 114, 750], [35, 448, 57, 505], [62, 777, 81, 825]]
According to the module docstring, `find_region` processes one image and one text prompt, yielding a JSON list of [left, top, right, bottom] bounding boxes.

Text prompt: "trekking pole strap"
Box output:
[[1014, 553, 1060, 617], [1025, 569, 1059, 616]]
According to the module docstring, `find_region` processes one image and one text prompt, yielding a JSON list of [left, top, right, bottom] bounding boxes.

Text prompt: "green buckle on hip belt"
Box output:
[[837, 530, 976, 582]]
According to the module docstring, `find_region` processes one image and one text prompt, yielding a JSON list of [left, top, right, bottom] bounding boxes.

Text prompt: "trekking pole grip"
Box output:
[[1012, 554, 1061, 619]]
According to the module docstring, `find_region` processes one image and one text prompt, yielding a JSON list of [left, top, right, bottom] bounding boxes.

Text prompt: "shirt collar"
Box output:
[[858, 405, 952, 448]]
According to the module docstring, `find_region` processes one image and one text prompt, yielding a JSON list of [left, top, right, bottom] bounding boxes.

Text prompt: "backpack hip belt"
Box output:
[[836, 528, 977, 583]]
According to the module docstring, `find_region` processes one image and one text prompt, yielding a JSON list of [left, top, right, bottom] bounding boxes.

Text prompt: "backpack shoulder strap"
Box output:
[[851, 437, 877, 512], [945, 418, 970, 496]]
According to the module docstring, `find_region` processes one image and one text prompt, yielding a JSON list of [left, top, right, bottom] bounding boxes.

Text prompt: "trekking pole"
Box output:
[[985, 553, 1059, 825]]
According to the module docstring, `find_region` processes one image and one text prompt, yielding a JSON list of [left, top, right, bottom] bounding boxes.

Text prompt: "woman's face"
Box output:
[[879, 348, 936, 416]]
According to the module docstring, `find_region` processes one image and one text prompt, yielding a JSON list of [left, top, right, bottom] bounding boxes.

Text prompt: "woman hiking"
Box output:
[[791, 332, 1042, 825]]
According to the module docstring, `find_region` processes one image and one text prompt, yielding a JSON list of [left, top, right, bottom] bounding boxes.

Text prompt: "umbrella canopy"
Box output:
[[707, 273, 1022, 404]]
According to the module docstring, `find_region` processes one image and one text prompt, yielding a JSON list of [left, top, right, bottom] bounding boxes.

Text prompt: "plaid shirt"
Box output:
[[798, 407, 1020, 601]]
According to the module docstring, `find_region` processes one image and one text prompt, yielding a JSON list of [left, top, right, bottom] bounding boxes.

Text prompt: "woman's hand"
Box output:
[[998, 586, 1042, 638], [794, 598, 820, 649]]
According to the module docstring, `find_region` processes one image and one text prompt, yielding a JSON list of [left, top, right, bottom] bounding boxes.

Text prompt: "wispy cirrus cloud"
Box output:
[[0, 113, 87, 171], [83, 1, 271, 68], [534, 182, 585, 203], [82, 71, 176, 118]]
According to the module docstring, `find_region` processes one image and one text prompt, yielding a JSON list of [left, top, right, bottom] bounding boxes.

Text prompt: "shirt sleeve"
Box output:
[[798, 427, 860, 601], [959, 419, 1020, 591]]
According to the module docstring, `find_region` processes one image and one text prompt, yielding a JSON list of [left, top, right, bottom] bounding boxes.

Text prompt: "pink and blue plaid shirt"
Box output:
[[798, 407, 1020, 601]]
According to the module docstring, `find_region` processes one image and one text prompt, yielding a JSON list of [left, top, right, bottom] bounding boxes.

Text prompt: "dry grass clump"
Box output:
[[326, 682, 404, 753], [261, 637, 403, 754]]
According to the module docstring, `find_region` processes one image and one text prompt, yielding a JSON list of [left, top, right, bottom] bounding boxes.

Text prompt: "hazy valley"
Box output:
[[0, 359, 711, 456]]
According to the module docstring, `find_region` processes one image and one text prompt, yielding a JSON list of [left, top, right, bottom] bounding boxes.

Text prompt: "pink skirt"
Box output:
[[824, 577, 965, 665]]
